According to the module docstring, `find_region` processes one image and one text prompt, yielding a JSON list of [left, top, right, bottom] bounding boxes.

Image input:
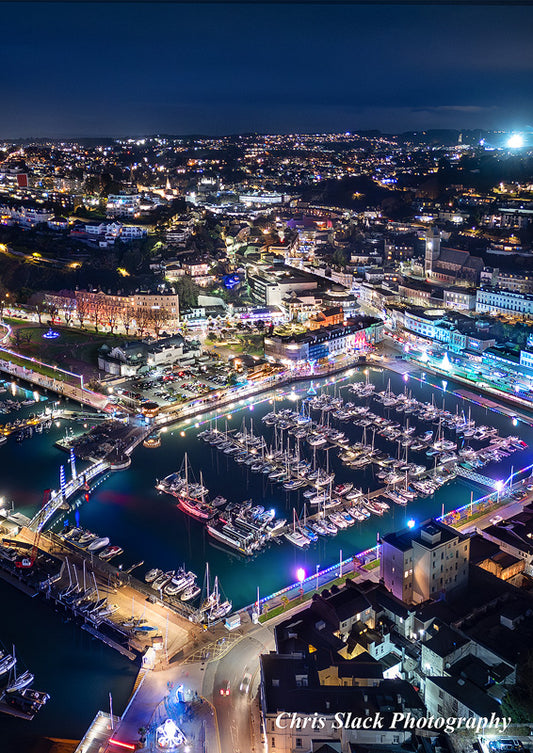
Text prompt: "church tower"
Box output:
[[425, 227, 441, 278]]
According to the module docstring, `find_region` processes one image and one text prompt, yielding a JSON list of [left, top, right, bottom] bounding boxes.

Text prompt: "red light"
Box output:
[[109, 740, 136, 750], [85, 493, 89, 502]]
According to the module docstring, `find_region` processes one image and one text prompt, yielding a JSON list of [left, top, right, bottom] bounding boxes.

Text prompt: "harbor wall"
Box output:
[[0, 358, 110, 412]]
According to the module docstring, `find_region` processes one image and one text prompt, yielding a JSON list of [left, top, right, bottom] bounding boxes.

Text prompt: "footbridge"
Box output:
[[455, 466, 498, 489], [29, 459, 110, 532]]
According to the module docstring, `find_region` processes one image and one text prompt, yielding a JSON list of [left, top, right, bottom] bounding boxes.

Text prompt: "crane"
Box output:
[[16, 489, 51, 569]]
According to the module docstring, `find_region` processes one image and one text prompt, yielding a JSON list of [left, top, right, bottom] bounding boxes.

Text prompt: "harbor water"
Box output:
[[1, 367, 533, 746]]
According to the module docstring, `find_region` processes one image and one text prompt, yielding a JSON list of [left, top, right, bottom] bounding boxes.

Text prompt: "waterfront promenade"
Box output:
[[8, 526, 200, 661], [0, 351, 111, 412]]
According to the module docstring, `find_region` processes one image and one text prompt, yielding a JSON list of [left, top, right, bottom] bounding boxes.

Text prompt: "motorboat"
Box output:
[[333, 482, 353, 497], [78, 531, 97, 546], [145, 568, 162, 583], [87, 536, 110, 552], [152, 570, 175, 591], [169, 570, 196, 593], [99, 545, 123, 560], [181, 584, 201, 602]]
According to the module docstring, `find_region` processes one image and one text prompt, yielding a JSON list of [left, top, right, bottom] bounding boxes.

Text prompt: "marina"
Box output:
[[39, 365, 533, 607], [0, 638, 50, 722], [155, 374, 528, 556], [2, 365, 533, 747]]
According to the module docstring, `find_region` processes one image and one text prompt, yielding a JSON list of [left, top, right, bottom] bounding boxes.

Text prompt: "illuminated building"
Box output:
[[264, 318, 383, 366], [380, 519, 470, 605], [475, 286, 533, 320], [106, 193, 141, 218]]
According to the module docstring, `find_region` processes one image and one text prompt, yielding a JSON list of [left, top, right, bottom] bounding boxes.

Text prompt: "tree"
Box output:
[[174, 277, 200, 310], [332, 247, 348, 268], [48, 302, 58, 322], [0, 283, 9, 319], [27, 291, 47, 324], [75, 293, 90, 329], [63, 299, 75, 327], [119, 302, 135, 337], [89, 292, 107, 333], [106, 301, 120, 334], [149, 306, 170, 338], [135, 305, 151, 339]]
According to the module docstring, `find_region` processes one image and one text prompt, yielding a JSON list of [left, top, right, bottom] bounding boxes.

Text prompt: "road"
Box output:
[[207, 626, 274, 753]]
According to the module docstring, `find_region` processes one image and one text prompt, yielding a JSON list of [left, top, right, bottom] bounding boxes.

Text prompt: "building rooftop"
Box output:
[[427, 675, 501, 717], [422, 620, 469, 658], [381, 518, 466, 552], [260, 653, 423, 715]]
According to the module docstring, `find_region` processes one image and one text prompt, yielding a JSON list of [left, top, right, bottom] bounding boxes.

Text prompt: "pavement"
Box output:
[[105, 620, 275, 753]]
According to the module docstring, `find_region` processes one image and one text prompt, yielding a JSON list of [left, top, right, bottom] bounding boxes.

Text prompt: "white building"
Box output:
[[476, 287, 533, 319], [0, 203, 53, 228], [380, 520, 470, 605], [120, 224, 148, 240], [106, 193, 141, 218]]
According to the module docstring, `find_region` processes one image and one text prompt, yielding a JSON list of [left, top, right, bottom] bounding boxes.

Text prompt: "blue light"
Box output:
[[42, 328, 60, 339], [407, 519, 416, 529]]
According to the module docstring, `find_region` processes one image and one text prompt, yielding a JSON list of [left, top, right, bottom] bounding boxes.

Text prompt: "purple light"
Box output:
[[296, 567, 306, 583]]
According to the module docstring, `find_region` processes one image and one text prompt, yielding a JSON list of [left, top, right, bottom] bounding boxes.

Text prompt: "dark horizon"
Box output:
[[0, 127, 522, 143]]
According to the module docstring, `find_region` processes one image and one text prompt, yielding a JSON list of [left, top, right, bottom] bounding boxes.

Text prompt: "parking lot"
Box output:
[[110, 359, 235, 410]]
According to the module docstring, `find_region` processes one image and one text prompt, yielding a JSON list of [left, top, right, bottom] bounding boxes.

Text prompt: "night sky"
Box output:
[[1, 2, 532, 137]]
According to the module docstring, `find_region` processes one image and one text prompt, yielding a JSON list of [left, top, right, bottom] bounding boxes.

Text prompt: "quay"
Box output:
[[81, 624, 137, 661], [1, 527, 202, 663], [0, 349, 112, 412]]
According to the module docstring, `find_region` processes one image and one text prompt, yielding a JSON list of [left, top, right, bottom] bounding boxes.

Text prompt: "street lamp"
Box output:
[[495, 480, 503, 503], [297, 567, 305, 598], [315, 564, 320, 591]]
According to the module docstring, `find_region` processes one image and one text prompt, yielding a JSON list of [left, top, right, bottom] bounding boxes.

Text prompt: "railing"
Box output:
[[454, 467, 498, 488]]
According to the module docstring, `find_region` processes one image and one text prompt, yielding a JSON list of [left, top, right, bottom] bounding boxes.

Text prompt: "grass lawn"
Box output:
[[8, 324, 124, 373], [259, 572, 359, 623], [0, 350, 74, 383]]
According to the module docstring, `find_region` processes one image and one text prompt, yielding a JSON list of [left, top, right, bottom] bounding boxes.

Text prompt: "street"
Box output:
[[208, 627, 274, 753]]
